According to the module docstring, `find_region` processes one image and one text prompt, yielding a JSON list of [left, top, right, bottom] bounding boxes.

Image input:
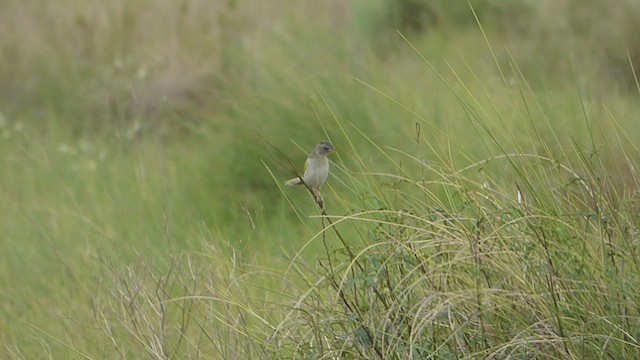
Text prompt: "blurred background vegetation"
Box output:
[[1, 0, 640, 358]]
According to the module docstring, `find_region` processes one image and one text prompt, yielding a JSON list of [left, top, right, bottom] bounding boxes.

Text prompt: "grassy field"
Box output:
[[2, 0, 640, 358]]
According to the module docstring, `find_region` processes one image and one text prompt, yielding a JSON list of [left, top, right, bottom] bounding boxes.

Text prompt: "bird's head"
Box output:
[[315, 140, 336, 156]]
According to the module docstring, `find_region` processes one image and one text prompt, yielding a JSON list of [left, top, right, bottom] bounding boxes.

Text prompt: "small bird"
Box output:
[[285, 140, 336, 205]]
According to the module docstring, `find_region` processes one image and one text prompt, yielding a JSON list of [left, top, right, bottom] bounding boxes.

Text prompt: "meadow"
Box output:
[[1, 0, 640, 358]]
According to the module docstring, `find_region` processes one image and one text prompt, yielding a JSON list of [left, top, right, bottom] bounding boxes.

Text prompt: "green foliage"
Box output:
[[356, 0, 529, 35], [2, 0, 640, 359]]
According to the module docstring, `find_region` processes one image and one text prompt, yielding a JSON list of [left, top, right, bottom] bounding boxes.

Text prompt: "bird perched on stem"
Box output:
[[285, 140, 336, 209]]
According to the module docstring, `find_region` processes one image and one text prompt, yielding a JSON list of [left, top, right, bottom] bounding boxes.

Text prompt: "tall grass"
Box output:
[[261, 56, 640, 358], [2, 0, 640, 358], [57, 76, 640, 357]]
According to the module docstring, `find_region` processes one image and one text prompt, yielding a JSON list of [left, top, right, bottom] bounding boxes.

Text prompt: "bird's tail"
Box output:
[[285, 177, 303, 186]]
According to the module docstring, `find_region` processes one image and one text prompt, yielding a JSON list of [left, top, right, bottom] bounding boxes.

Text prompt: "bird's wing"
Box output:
[[303, 156, 310, 175]]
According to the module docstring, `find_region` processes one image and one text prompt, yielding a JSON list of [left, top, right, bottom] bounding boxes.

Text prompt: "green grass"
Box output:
[[1, 0, 640, 358]]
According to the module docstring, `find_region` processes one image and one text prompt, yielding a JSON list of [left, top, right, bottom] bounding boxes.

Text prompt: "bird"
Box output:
[[285, 140, 336, 207]]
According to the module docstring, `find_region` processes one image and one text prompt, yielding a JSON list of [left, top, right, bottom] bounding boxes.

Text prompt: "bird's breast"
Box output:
[[303, 156, 329, 189]]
